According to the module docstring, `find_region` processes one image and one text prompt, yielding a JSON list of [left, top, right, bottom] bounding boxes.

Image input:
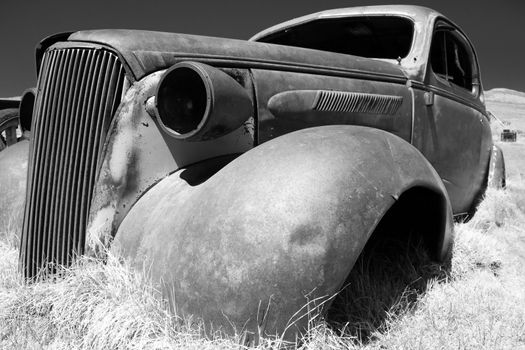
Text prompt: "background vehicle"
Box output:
[[0, 97, 27, 236], [0, 5, 505, 341]]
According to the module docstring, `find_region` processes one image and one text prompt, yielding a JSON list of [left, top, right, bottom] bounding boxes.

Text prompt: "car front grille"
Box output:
[[20, 47, 125, 279]]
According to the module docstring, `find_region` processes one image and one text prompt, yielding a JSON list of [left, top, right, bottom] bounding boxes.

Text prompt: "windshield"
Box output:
[[256, 16, 414, 59]]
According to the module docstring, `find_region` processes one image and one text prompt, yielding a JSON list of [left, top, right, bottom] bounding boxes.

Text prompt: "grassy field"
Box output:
[[0, 89, 524, 349]]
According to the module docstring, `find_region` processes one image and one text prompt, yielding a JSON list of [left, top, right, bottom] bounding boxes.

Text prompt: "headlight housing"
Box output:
[[155, 61, 252, 142]]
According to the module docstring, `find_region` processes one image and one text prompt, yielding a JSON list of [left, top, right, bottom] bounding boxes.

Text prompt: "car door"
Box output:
[[411, 20, 492, 215]]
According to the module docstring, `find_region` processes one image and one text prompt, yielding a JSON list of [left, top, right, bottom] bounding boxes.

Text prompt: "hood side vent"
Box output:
[[314, 91, 403, 115]]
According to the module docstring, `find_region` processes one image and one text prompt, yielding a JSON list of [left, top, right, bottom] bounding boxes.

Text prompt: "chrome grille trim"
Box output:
[[20, 48, 125, 279]]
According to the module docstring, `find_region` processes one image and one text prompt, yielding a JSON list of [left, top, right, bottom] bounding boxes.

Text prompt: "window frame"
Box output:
[[256, 15, 417, 61], [428, 20, 481, 97]]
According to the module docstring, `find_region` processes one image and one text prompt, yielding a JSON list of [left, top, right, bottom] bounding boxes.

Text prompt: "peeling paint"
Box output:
[[87, 69, 254, 253]]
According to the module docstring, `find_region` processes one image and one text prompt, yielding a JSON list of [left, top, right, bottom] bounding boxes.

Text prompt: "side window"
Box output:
[[430, 31, 447, 80], [430, 27, 474, 92], [445, 32, 473, 90]]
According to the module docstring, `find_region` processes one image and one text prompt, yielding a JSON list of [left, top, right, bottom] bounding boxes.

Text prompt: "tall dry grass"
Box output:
[[0, 180, 524, 349]]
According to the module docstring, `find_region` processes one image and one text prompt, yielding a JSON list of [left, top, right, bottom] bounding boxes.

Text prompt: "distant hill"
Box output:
[[485, 88, 525, 105]]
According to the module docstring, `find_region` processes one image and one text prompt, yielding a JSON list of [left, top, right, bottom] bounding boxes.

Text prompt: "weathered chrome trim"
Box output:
[[20, 47, 126, 279], [314, 91, 403, 115], [418, 84, 486, 115]]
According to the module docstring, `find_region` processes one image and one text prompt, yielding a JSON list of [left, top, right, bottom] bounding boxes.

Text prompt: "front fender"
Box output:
[[112, 125, 453, 340]]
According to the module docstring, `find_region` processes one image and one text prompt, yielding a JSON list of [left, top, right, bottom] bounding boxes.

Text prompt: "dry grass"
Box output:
[[1, 180, 524, 349], [360, 182, 525, 350], [0, 243, 244, 349]]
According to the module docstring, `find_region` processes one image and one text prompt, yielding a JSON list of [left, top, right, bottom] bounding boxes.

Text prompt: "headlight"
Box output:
[[155, 61, 252, 142]]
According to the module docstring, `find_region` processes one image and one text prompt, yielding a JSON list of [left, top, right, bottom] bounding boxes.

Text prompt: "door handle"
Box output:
[[424, 91, 434, 106]]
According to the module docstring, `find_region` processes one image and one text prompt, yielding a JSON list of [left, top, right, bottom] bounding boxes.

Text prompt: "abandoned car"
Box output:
[[0, 5, 506, 341]]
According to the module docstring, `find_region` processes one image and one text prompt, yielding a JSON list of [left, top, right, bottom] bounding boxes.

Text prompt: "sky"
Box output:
[[1, 0, 524, 96]]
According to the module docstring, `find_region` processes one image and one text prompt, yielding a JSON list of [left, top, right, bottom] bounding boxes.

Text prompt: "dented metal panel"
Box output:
[[411, 86, 490, 214], [113, 126, 453, 341]]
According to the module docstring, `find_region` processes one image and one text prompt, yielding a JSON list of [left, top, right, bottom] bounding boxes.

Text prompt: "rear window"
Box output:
[[257, 16, 414, 59]]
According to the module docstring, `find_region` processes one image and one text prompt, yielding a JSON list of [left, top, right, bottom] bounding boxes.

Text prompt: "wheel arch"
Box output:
[[368, 184, 453, 263]]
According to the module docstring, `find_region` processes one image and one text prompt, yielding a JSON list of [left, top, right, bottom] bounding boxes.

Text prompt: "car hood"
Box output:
[[67, 29, 407, 83]]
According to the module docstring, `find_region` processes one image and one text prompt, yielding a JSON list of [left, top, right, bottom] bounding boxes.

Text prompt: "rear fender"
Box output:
[[112, 125, 453, 340], [487, 144, 505, 189]]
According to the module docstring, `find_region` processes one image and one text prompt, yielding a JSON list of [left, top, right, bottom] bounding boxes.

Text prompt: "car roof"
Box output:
[[250, 5, 444, 41]]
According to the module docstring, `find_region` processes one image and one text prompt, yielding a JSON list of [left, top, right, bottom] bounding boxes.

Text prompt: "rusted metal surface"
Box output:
[[251, 69, 412, 143], [411, 87, 491, 214], [268, 90, 404, 118], [85, 68, 254, 253], [66, 29, 406, 83], [12, 4, 499, 342]]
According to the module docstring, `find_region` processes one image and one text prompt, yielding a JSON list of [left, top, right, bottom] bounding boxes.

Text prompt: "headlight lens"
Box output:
[[156, 65, 209, 136]]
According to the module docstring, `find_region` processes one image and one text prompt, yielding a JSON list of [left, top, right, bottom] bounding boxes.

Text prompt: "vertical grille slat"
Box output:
[[20, 48, 125, 279]]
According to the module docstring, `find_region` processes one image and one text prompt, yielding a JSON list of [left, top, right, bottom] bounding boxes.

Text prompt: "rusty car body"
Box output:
[[0, 5, 505, 341]]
